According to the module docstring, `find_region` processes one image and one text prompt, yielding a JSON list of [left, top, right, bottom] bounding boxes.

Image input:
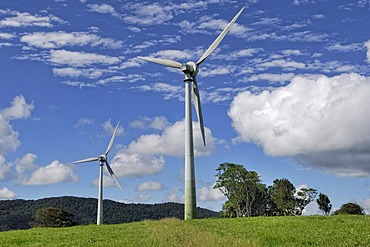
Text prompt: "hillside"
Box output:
[[0, 196, 218, 231], [0, 216, 369, 246]]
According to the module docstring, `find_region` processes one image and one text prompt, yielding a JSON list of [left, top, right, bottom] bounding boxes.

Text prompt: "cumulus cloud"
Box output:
[[365, 40, 370, 63], [137, 181, 163, 191], [102, 119, 124, 137], [0, 155, 10, 180], [0, 95, 34, 155], [0, 95, 34, 121], [21, 31, 123, 49], [110, 152, 165, 177], [130, 116, 170, 130], [136, 193, 152, 202], [111, 119, 216, 178], [87, 4, 116, 15], [229, 73, 370, 177], [198, 184, 224, 201], [126, 120, 215, 157], [123, 3, 173, 25], [0, 10, 65, 28], [49, 49, 120, 67], [21, 160, 78, 185], [0, 187, 17, 199], [163, 186, 183, 203]]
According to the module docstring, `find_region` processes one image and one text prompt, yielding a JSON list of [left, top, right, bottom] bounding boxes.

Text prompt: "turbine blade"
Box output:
[[137, 56, 182, 69], [72, 157, 99, 164], [105, 122, 120, 156], [105, 162, 123, 191], [192, 76, 206, 146], [196, 7, 245, 66]]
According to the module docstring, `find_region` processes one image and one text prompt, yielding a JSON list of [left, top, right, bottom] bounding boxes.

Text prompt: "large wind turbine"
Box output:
[[72, 122, 122, 225], [138, 8, 244, 220]]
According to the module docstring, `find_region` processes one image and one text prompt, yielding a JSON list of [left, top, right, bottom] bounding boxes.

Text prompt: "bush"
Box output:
[[333, 203, 365, 215], [30, 207, 78, 228]]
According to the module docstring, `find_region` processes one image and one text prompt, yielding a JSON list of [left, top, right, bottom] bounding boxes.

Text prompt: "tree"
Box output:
[[333, 203, 365, 215], [30, 207, 78, 228], [270, 178, 296, 216], [251, 183, 268, 216], [316, 193, 332, 215], [220, 200, 237, 218], [295, 187, 318, 215], [214, 163, 262, 217]]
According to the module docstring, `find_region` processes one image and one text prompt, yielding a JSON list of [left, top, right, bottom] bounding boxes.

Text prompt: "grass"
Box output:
[[0, 215, 369, 246]]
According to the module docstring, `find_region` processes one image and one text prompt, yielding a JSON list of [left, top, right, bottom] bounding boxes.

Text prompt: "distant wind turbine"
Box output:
[[72, 122, 122, 225], [138, 7, 244, 220]]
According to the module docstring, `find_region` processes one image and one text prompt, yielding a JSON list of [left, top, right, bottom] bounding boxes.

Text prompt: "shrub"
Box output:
[[333, 203, 365, 215], [30, 207, 78, 228]]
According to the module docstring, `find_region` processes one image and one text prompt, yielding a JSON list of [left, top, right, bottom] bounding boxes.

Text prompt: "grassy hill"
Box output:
[[0, 196, 218, 231], [0, 215, 369, 246]]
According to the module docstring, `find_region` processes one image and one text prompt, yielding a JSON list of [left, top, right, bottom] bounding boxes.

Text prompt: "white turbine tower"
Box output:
[[138, 7, 244, 220], [72, 122, 122, 225]]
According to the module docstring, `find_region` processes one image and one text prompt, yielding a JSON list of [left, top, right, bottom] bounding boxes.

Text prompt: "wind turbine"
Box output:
[[138, 7, 244, 220], [72, 122, 122, 225]]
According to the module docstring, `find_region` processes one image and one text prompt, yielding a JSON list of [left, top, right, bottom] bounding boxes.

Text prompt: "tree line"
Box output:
[[214, 162, 365, 217]]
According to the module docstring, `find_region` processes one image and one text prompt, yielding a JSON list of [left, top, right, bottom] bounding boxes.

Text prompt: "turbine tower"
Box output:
[[138, 7, 244, 220], [72, 122, 122, 225]]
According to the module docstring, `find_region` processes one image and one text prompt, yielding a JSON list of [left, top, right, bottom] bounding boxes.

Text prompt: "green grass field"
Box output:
[[0, 215, 369, 246]]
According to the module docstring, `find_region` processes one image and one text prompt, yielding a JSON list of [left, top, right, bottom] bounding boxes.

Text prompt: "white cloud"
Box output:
[[87, 4, 116, 14], [136, 193, 152, 202], [21, 31, 123, 49], [130, 116, 170, 130], [0, 155, 10, 180], [133, 82, 183, 101], [164, 186, 183, 203], [52, 67, 104, 78], [0, 10, 65, 28], [0, 95, 34, 155], [102, 119, 124, 137], [0, 32, 15, 40], [327, 43, 364, 52], [49, 49, 120, 67], [0, 95, 34, 121], [126, 120, 215, 157], [123, 3, 173, 25], [110, 152, 165, 177], [258, 59, 306, 70], [137, 181, 163, 191], [0, 187, 17, 199], [361, 198, 370, 214], [15, 153, 38, 179], [198, 184, 224, 201], [365, 40, 370, 63], [229, 73, 370, 177], [21, 160, 78, 185], [248, 73, 295, 83], [74, 118, 94, 128], [111, 119, 216, 178]]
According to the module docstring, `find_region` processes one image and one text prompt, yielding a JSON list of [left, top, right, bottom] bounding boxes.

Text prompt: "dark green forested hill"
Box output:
[[0, 196, 219, 231]]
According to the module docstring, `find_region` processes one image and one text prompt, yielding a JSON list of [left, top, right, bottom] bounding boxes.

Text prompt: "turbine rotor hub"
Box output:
[[98, 155, 106, 163], [181, 61, 198, 77]]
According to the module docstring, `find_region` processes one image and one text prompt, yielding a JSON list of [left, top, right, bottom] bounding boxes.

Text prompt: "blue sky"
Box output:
[[1, 0, 370, 214]]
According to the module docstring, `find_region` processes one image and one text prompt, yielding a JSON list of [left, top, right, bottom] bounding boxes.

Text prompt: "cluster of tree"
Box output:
[[0, 196, 218, 231], [215, 163, 368, 217], [215, 162, 321, 217]]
